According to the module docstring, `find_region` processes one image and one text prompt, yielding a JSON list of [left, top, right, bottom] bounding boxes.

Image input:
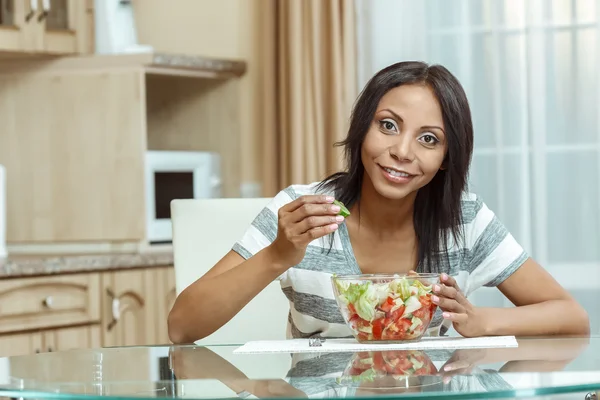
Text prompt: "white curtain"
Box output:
[[356, 0, 600, 331]]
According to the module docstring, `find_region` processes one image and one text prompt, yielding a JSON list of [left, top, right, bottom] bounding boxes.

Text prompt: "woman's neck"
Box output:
[[349, 177, 416, 235]]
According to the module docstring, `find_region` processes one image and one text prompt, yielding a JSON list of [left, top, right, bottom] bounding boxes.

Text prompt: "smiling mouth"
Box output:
[[379, 165, 414, 178]]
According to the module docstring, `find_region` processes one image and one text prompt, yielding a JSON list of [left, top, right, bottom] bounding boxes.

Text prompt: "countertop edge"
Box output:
[[0, 252, 174, 279]]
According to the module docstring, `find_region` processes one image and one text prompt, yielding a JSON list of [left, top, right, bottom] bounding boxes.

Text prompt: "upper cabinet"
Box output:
[[0, 0, 27, 52], [0, 0, 93, 55]]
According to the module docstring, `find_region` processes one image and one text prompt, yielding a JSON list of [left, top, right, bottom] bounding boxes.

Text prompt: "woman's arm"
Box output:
[[168, 248, 287, 344], [434, 258, 590, 337], [167, 194, 342, 344], [480, 258, 590, 336]]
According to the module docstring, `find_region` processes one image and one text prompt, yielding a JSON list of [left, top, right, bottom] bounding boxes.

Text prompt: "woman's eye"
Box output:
[[418, 134, 439, 145], [379, 119, 397, 133]]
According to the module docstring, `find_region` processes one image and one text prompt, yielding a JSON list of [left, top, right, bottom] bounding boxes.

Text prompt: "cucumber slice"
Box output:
[[333, 200, 351, 217]]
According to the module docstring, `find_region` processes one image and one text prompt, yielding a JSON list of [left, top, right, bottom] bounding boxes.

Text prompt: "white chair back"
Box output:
[[170, 198, 289, 345]]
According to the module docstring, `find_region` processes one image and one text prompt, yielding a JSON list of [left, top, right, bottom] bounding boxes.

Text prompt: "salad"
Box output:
[[333, 276, 438, 341], [340, 350, 438, 385]]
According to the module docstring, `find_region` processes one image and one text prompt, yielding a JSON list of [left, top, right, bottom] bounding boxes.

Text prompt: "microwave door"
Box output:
[[150, 171, 195, 243], [155, 171, 195, 219]]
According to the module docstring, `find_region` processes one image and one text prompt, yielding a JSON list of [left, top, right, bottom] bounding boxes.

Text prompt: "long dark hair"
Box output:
[[318, 61, 474, 273]]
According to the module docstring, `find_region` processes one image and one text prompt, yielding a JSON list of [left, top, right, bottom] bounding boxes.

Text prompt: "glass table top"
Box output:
[[0, 336, 599, 399]]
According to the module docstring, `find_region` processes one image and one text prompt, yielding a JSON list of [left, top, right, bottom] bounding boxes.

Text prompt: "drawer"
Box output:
[[0, 273, 101, 334]]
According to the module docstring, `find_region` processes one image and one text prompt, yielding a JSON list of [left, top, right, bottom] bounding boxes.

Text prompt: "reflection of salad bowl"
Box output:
[[331, 274, 439, 342], [337, 350, 441, 390]]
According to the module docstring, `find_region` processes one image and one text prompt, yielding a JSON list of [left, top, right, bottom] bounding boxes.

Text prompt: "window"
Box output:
[[357, 0, 600, 286]]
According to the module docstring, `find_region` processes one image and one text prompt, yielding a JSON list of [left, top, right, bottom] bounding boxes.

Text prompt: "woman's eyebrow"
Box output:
[[380, 108, 404, 122], [422, 125, 445, 134]]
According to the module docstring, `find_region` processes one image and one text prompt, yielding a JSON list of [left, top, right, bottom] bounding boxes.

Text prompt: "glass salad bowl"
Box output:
[[331, 273, 440, 342], [336, 350, 441, 390]]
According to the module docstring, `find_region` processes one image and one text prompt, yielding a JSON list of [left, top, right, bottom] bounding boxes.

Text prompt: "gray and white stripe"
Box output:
[[232, 183, 529, 339]]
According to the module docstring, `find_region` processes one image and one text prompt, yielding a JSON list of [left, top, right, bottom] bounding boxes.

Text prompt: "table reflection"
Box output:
[[0, 336, 594, 399], [169, 336, 591, 398]]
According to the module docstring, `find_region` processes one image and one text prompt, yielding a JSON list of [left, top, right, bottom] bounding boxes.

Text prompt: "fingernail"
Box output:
[[329, 224, 339, 232], [443, 312, 451, 319], [444, 365, 452, 372], [432, 295, 439, 303], [441, 273, 448, 281], [331, 205, 340, 212], [325, 196, 334, 202], [335, 216, 345, 222], [434, 284, 441, 292]]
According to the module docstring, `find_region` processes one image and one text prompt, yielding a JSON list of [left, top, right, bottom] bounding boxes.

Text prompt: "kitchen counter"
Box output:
[[0, 251, 173, 279], [0, 51, 247, 79]]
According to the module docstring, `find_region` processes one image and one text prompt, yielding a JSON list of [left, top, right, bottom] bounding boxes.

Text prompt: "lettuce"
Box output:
[[403, 295, 422, 316], [355, 284, 378, 321], [413, 280, 433, 297], [390, 278, 411, 300]]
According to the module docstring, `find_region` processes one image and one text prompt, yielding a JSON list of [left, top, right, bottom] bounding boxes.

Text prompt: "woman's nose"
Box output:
[[389, 135, 414, 162]]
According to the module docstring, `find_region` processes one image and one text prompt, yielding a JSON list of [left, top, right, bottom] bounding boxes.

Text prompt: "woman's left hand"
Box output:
[[432, 273, 488, 337]]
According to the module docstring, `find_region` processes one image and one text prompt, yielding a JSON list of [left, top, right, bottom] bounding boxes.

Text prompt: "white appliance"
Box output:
[[145, 151, 221, 244], [94, 0, 153, 54], [0, 164, 5, 258]]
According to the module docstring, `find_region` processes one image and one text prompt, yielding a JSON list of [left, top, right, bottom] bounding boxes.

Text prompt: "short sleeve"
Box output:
[[231, 186, 297, 261], [463, 195, 529, 296]]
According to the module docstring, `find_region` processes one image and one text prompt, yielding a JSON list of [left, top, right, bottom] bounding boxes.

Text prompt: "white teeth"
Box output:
[[384, 167, 410, 178]]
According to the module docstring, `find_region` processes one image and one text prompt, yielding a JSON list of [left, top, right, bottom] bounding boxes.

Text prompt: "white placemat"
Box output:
[[233, 336, 518, 354]]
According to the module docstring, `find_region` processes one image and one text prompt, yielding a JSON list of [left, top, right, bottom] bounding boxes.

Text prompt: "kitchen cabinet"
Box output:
[[0, 0, 27, 52], [0, 0, 93, 55], [0, 273, 101, 334], [0, 53, 245, 244], [44, 325, 101, 352], [0, 265, 176, 357], [0, 331, 43, 357], [102, 267, 177, 347], [0, 70, 146, 243], [101, 269, 155, 347], [149, 265, 177, 345]]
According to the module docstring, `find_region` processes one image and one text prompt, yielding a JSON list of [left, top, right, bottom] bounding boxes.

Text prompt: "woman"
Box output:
[[168, 61, 589, 344]]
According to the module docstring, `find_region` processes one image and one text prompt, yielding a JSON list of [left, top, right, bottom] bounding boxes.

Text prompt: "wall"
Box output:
[[133, 0, 262, 196]]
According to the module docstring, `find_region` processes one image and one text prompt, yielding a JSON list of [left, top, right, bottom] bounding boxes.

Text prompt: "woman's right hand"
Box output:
[[268, 195, 345, 268]]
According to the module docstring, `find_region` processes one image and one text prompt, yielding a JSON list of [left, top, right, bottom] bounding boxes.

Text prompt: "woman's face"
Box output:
[[361, 84, 447, 201]]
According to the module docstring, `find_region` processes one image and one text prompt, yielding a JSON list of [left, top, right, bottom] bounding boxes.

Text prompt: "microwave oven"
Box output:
[[145, 150, 221, 244]]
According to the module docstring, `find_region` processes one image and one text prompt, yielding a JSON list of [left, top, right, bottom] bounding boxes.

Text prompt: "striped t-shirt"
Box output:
[[232, 182, 528, 339]]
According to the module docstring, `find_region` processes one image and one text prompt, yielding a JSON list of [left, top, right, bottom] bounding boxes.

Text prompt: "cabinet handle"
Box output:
[[47, 347, 53, 352], [35, 349, 40, 354], [42, 296, 54, 309], [106, 288, 121, 331], [37, 0, 50, 21], [26, 0, 38, 22]]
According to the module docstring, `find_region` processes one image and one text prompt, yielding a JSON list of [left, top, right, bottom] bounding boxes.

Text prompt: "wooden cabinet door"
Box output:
[[149, 266, 176, 345], [0, 332, 43, 357], [101, 269, 154, 347], [0, 70, 146, 243], [29, 0, 91, 54], [0, 0, 31, 52], [43, 325, 101, 353]]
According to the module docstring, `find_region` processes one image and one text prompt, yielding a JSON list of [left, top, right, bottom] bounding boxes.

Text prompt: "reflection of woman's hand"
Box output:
[[438, 349, 488, 383], [438, 337, 590, 383]]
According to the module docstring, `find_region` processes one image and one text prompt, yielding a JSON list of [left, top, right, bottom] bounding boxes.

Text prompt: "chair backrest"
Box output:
[[170, 198, 289, 345]]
